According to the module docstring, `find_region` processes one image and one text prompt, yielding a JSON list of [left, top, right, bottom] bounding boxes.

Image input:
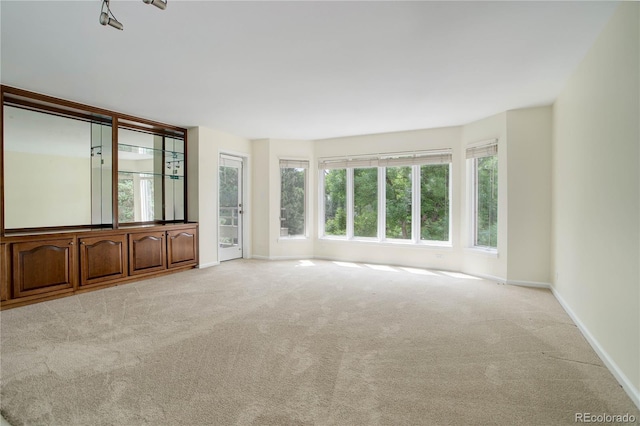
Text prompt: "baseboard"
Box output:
[[198, 261, 219, 269], [552, 288, 640, 410], [251, 255, 313, 261], [464, 272, 506, 284], [506, 279, 551, 289]]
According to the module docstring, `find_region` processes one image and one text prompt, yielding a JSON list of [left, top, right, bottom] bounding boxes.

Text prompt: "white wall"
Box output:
[[251, 139, 271, 258], [187, 126, 252, 268], [506, 107, 552, 285], [552, 1, 639, 402]]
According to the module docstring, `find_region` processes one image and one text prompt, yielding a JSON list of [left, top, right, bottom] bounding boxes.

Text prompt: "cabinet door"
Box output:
[[79, 235, 127, 286], [12, 238, 76, 298], [1, 244, 9, 301], [167, 228, 197, 269], [129, 231, 166, 275]]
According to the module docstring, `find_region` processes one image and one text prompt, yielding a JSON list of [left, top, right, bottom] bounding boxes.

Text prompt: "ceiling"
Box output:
[[0, 1, 618, 140]]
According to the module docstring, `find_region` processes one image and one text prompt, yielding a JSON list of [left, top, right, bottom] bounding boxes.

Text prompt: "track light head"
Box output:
[[99, 11, 123, 30], [143, 0, 167, 11]]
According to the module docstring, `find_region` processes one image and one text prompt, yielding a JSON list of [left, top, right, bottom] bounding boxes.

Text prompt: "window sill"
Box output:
[[278, 236, 309, 242], [465, 247, 499, 258], [318, 236, 453, 250]]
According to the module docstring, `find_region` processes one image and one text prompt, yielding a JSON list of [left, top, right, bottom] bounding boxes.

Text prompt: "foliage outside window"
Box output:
[[324, 168, 347, 236], [320, 150, 452, 243], [420, 164, 450, 241], [467, 142, 498, 249], [118, 177, 135, 222], [475, 155, 498, 247], [280, 161, 307, 237], [353, 168, 378, 238], [385, 166, 412, 240]]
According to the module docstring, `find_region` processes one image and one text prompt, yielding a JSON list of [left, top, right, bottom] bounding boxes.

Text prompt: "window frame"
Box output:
[[466, 140, 498, 252], [318, 150, 453, 247]]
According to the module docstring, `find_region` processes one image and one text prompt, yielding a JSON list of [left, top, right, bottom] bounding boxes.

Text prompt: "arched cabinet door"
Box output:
[[167, 228, 197, 269], [128, 231, 167, 276], [12, 238, 76, 298], [79, 235, 127, 286]]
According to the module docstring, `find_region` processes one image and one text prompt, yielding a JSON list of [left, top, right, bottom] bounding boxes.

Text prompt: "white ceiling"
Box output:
[[1, 1, 618, 140]]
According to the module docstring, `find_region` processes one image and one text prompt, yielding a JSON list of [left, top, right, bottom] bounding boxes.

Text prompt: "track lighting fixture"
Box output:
[[99, 0, 167, 31], [99, 0, 123, 30], [143, 0, 167, 11]]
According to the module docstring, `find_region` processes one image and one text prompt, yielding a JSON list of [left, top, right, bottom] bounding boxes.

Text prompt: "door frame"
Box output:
[[218, 151, 250, 261]]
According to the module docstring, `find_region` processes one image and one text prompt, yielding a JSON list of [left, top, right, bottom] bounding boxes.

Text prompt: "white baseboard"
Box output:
[[464, 272, 506, 284], [552, 288, 640, 410], [251, 255, 313, 261], [198, 261, 219, 269], [506, 279, 551, 289]]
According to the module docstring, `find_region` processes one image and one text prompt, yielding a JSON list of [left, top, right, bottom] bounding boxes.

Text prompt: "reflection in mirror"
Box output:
[[118, 128, 160, 223], [117, 128, 185, 223], [164, 137, 185, 221], [91, 122, 113, 226], [3, 106, 112, 229]]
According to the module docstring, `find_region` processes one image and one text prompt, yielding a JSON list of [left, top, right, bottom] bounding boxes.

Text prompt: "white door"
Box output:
[[219, 155, 243, 261]]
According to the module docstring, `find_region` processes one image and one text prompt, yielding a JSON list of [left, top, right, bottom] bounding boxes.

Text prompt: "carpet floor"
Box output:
[[1, 259, 638, 425]]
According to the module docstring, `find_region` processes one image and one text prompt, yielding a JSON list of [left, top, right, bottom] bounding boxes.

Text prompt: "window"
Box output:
[[353, 168, 378, 238], [467, 142, 498, 248], [279, 159, 308, 237], [323, 168, 347, 236], [420, 164, 450, 241], [385, 166, 412, 240], [319, 150, 452, 244]]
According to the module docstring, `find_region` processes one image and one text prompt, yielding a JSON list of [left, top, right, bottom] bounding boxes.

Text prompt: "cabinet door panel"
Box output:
[[80, 235, 127, 286], [1, 244, 9, 301], [167, 228, 197, 268], [12, 239, 75, 298], [129, 232, 166, 275]]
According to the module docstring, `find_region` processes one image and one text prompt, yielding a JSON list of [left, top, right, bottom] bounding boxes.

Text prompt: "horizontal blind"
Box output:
[[279, 159, 309, 169], [379, 152, 452, 167], [220, 155, 242, 168], [319, 149, 452, 169], [466, 141, 498, 159]]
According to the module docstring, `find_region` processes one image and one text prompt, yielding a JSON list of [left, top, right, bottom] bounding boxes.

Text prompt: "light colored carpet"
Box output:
[[1, 259, 638, 425]]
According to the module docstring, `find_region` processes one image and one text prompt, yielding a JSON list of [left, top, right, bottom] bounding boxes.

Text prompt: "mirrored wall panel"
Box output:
[[3, 106, 112, 229], [117, 128, 184, 223]]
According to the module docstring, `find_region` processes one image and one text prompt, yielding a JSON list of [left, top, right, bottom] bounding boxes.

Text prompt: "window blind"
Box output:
[[319, 150, 452, 169], [279, 159, 309, 169], [466, 140, 498, 159], [220, 155, 242, 167]]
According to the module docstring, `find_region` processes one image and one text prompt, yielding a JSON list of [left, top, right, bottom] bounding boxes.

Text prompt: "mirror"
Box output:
[[117, 128, 184, 223], [3, 106, 112, 229]]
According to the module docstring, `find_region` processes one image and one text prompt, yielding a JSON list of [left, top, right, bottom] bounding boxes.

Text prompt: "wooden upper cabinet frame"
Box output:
[[0, 85, 189, 236]]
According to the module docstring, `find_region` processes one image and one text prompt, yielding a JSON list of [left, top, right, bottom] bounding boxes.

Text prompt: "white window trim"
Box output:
[[466, 140, 498, 253], [319, 153, 453, 247]]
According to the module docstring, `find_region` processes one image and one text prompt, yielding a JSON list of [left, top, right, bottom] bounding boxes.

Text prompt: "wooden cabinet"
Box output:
[[167, 227, 197, 269], [79, 234, 127, 286], [0, 224, 198, 309], [12, 238, 76, 298], [129, 231, 167, 276]]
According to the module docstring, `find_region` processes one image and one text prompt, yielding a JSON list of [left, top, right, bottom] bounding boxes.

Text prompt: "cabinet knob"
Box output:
[[81, 241, 86, 245], [69, 242, 75, 245]]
